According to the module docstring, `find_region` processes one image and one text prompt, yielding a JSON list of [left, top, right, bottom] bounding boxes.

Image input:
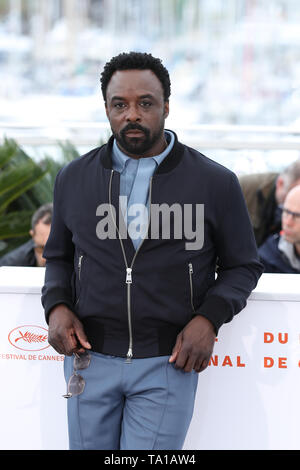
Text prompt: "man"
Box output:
[[0, 203, 53, 267], [258, 185, 300, 273], [239, 160, 300, 247], [41, 52, 263, 450]]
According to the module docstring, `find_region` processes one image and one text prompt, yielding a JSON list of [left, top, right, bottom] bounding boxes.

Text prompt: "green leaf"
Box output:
[[0, 138, 18, 169], [0, 161, 50, 213], [0, 210, 33, 240]]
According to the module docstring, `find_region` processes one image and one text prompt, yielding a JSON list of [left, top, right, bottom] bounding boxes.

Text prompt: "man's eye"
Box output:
[[114, 103, 126, 109], [140, 101, 152, 107]]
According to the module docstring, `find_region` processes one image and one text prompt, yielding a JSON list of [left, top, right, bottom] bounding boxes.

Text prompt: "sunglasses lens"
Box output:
[[74, 351, 91, 370], [63, 373, 85, 398], [70, 373, 85, 395], [63, 352, 91, 399]]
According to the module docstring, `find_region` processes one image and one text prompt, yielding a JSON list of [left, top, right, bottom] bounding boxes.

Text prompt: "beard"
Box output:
[[112, 120, 165, 156]]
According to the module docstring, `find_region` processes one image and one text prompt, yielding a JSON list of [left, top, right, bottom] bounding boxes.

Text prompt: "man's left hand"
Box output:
[[169, 315, 216, 373]]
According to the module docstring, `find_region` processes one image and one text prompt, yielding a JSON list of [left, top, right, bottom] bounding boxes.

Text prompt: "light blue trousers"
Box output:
[[64, 351, 198, 450]]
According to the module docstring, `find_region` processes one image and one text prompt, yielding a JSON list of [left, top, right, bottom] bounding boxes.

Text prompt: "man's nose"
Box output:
[[126, 105, 141, 122]]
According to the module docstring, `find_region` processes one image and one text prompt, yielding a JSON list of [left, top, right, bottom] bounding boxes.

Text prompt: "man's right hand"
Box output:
[[48, 304, 91, 356]]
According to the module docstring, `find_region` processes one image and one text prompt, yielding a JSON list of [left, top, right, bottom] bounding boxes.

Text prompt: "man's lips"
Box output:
[[124, 130, 145, 137]]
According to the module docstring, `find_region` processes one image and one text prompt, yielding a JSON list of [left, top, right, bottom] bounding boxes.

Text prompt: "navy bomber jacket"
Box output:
[[41, 131, 264, 359]]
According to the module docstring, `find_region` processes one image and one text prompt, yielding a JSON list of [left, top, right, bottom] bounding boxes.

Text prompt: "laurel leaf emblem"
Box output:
[[15, 330, 48, 344]]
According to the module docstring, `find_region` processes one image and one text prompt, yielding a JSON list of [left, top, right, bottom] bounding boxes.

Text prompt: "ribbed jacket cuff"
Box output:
[[194, 295, 233, 335]]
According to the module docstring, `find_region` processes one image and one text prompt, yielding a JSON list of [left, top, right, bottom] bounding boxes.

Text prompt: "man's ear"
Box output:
[[275, 175, 288, 205], [29, 229, 34, 238], [276, 176, 284, 190], [164, 101, 169, 119]]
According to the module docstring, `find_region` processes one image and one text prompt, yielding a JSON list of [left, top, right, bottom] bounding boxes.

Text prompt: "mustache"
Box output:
[[121, 123, 150, 135]]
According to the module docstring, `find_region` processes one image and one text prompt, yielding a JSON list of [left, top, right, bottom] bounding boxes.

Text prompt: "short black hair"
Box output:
[[31, 203, 53, 231], [100, 52, 171, 102]]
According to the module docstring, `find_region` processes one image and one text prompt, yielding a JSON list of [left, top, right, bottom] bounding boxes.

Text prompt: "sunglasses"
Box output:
[[63, 350, 91, 399], [279, 205, 300, 220]]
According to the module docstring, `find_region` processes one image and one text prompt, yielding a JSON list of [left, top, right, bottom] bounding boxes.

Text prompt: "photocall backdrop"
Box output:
[[0, 267, 299, 450]]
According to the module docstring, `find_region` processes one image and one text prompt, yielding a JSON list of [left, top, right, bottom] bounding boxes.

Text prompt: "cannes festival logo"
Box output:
[[8, 325, 50, 352]]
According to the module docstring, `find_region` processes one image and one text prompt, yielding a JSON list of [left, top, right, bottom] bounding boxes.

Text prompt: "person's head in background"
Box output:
[[29, 203, 53, 267], [275, 159, 300, 205], [280, 185, 300, 256]]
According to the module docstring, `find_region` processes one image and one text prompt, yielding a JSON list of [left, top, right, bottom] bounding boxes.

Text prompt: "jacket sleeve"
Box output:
[[0, 240, 36, 267], [195, 172, 264, 334], [41, 169, 75, 323]]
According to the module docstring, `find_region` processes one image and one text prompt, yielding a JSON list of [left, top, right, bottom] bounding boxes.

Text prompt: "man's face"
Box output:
[[281, 188, 300, 247], [29, 220, 51, 267], [276, 176, 300, 205], [105, 69, 169, 158]]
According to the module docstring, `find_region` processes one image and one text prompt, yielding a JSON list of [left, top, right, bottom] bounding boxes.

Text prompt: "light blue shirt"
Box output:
[[111, 130, 175, 249]]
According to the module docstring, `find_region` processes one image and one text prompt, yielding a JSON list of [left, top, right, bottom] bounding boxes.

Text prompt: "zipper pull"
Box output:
[[78, 255, 83, 280], [125, 348, 133, 363], [126, 267, 132, 284], [189, 262, 193, 274]]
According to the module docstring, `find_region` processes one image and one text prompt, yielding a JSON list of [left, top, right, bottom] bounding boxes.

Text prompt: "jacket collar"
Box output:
[[278, 236, 300, 271], [100, 129, 185, 175]]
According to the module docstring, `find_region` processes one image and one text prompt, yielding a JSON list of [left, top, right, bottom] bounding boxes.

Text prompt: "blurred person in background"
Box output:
[[258, 185, 300, 273], [239, 159, 300, 247], [41, 52, 263, 451], [0, 203, 53, 267]]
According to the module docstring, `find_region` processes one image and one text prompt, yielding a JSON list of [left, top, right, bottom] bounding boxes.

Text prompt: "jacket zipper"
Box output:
[[109, 170, 153, 363], [78, 254, 83, 280], [125, 268, 133, 362], [75, 254, 84, 307], [188, 262, 195, 312]]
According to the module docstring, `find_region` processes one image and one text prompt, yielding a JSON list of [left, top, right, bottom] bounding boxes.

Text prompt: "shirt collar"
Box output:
[[112, 130, 175, 172], [278, 236, 300, 270]]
